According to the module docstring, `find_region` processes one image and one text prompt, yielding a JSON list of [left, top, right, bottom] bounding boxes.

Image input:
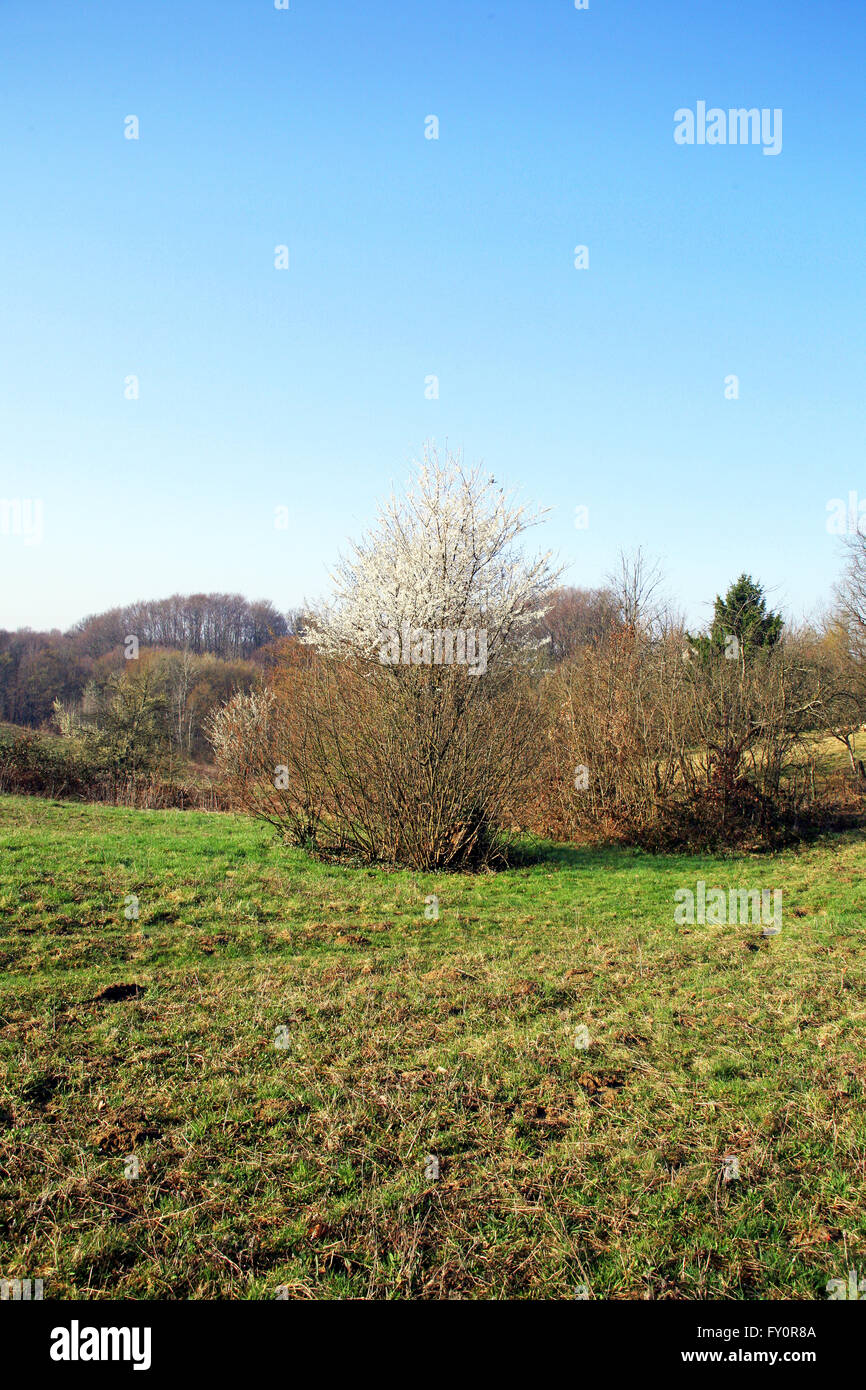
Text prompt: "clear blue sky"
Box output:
[[1, 0, 864, 632]]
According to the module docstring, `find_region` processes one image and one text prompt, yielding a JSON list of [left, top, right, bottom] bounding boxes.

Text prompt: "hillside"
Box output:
[[1, 795, 864, 1299]]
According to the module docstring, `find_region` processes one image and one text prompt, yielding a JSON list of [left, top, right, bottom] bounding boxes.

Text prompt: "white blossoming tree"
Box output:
[[301, 445, 559, 670], [213, 447, 559, 869]]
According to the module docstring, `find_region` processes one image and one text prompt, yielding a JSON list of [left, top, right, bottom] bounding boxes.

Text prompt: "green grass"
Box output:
[[0, 794, 864, 1300]]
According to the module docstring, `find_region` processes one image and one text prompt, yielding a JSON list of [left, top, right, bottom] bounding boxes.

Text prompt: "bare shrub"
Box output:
[[655, 640, 824, 847], [528, 564, 830, 850], [211, 647, 545, 868], [531, 623, 686, 843]]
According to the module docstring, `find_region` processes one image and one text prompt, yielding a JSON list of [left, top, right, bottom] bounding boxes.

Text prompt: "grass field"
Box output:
[[0, 794, 864, 1300]]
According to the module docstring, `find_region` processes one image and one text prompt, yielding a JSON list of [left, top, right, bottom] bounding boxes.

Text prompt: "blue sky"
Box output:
[[1, 0, 864, 632]]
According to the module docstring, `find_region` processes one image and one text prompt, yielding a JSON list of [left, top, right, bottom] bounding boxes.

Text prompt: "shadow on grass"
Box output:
[[505, 836, 642, 872]]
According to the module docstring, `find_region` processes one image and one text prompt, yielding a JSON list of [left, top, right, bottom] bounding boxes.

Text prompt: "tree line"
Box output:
[[0, 593, 292, 728]]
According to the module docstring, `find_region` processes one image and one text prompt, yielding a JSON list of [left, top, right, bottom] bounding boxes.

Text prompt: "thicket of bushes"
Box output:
[[208, 620, 865, 864], [529, 625, 862, 851], [209, 457, 866, 865], [5, 613, 863, 848], [0, 727, 227, 809]]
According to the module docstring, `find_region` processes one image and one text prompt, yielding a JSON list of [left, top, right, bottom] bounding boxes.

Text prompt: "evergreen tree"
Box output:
[[689, 574, 783, 663]]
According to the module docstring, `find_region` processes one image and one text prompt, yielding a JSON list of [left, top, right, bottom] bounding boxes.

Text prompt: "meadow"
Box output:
[[0, 793, 864, 1299]]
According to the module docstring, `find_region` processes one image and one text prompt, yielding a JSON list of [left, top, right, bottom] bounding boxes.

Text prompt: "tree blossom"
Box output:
[[301, 445, 560, 670]]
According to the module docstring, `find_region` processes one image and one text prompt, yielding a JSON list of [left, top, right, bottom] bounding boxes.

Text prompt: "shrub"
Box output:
[[529, 626, 832, 851], [211, 449, 557, 868], [211, 647, 545, 869], [0, 726, 226, 809]]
